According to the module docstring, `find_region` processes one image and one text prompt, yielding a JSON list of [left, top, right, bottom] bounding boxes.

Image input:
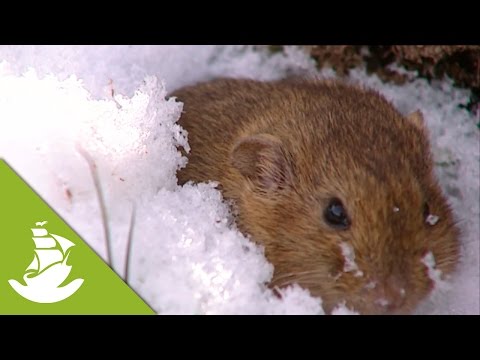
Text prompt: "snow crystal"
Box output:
[[418, 251, 452, 312], [425, 214, 440, 226], [422, 251, 447, 289], [375, 298, 390, 307], [331, 302, 359, 315], [339, 242, 364, 277], [0, 45, 478, 315]]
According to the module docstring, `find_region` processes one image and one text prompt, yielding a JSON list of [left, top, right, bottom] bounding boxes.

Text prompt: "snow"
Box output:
[[339, 242, 363, 278], [425, 214, 440, 226], [0, 45, 478, 315], [331, 302, 359, 315], [422, 251, 448, 291]]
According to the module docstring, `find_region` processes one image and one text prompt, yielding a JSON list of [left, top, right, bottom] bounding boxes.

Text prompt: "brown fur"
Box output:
[[170, 78, 460, 314]]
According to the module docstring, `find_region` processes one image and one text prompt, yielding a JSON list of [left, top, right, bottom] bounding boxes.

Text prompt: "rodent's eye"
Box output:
[[324, 198, 350, 230]]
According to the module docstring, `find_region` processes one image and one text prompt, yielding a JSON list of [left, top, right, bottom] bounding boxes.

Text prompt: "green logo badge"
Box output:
[[0, 159, 155, 314], [8, 220, 85, 303]]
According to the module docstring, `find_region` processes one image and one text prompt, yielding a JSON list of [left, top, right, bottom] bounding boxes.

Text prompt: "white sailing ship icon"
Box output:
[[8, 221, 84, 303]]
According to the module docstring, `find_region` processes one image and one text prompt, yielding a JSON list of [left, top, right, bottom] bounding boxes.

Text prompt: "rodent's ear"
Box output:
[[231, 133, 293, 191], [405, 110, 425, 130]]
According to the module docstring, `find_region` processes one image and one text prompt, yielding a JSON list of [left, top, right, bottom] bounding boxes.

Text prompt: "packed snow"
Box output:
[[339, 242, 363, 278], [0, 45, 478, 315]]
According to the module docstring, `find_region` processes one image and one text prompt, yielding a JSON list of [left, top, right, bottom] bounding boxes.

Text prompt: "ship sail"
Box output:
[[25, 254, 39, 272], [22, 230, 77, 275], [34, 249, 64, 273], [50, 234, 75, 254], [32, 237, 56, 248], [32, 228, 48, 237]]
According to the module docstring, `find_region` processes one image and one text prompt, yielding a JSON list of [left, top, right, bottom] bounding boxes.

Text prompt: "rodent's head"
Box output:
[[228, 84, 460, 314]]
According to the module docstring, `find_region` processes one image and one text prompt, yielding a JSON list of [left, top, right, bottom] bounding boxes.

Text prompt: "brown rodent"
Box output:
[[170, 78, 460, 315]]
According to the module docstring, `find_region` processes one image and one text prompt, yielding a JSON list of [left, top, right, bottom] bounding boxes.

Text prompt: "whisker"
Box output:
[[275, 271, 328, 288], [273, 269, 324, 282]]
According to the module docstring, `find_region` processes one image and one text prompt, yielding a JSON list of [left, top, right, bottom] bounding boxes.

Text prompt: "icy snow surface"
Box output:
[[0, 45, 478, 314]]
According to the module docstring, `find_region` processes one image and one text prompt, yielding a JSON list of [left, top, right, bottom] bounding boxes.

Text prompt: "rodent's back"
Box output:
[[173, 79, 299, 184], [174, 79, 431, 185], [171, 78, 460, 314]]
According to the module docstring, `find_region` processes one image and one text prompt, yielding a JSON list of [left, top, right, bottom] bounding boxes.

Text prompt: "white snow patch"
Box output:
[[417, 251, 453, 313], [425, 214, 440, 226], [331, 302, 360, 315], [375, 298, 390, 307], [422, 251, 448, 290], [339, 242, 364, 277]]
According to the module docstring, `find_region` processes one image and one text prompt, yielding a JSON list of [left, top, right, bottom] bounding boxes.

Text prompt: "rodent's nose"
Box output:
[[367, 274, 407, 313]]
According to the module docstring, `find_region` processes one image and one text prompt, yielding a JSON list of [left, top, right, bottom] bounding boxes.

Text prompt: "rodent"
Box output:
[[170, 78, 460, 315]]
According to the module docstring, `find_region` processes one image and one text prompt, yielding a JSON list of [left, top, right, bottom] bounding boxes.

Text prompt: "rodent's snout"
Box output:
[[360, 274, 408, 314]]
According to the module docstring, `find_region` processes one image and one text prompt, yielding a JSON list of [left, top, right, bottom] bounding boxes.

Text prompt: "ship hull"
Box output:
[[8, 278, 84, 304]]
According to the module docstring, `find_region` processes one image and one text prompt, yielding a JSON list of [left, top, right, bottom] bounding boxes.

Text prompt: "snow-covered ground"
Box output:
[[0, 45, 478, 314]]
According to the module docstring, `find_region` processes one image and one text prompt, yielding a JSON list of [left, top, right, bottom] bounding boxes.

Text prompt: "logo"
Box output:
[[8, 221, 84, 303], [1, 159, 154, 314]]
